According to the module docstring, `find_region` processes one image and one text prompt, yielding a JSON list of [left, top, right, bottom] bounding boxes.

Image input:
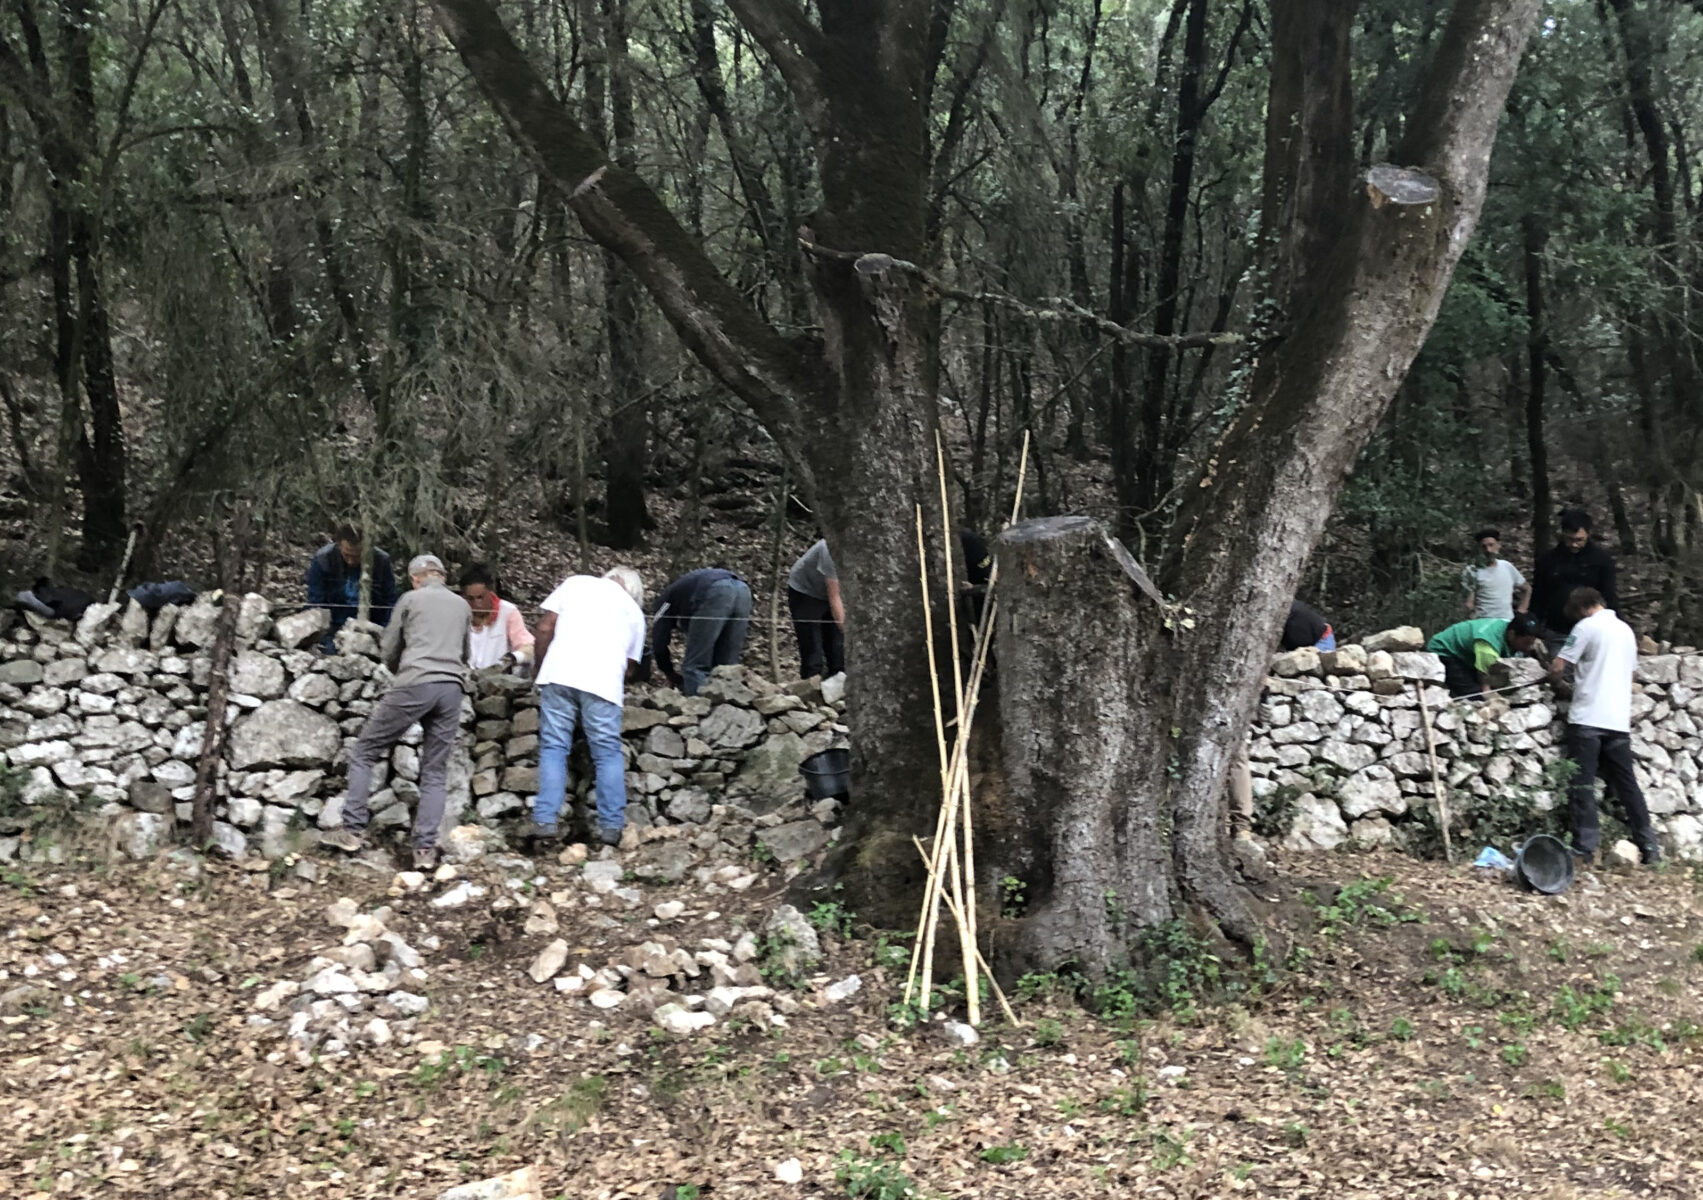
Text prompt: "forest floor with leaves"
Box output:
[[4, 841, 1703, 1200]]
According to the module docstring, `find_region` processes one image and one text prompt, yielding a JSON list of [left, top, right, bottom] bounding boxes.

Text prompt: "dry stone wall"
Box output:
[[1250, 627, 1703, 860], [0, 596, 848, 865]]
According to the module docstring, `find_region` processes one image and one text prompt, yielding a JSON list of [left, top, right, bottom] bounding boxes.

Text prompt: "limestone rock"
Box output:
[[1391, 652, 1445, 683], [75, 602, 122, 646], [1281, 794, 1347, 852], [759, 819, 829, 863], [761, 904, 821, 974], [227, 700, 341, 769], [172, 598, 223, 649], [1321, 645, 1368, 675], [0, 660, 44, 686], [732, 731, 808, 807], [1364, 626, 1425, 654], [287, 673, 339, 706], [236, 593, 273, 641], [528, 939, 569, 984], [274, 607, 331, 649], [1271, 647, 1320, 678], [229, 651, 287, 700], [440, 824, 493, 864], [111, 811, 169, 860], [700, 703, 765, 749], [821, 672, 847, 705], [1337, 775, 1407, 819]]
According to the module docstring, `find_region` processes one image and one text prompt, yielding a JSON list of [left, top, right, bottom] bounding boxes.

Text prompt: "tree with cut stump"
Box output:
[[428, 0, 1543, 971]]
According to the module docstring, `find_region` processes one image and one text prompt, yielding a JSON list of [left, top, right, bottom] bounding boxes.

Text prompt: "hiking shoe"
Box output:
[[522, 821, 560, 846], [1639, 840, 1662, 866], [411, 846, 439, 872], [322, 828, 364, 853], [597, 825, 624, 847]]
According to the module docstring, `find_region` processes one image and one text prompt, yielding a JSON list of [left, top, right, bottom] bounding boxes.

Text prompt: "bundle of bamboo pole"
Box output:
[[901, 431, 1028, 1027]]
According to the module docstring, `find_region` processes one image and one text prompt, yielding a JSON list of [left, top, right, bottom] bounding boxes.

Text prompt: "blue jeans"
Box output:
[[1315, 627, 1336, 652], [532, 685, 627, 832], [681, 578, 753, 695]]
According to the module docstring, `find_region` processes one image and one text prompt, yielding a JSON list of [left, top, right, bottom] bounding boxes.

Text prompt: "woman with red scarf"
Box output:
[[459, 564, 535, 670]]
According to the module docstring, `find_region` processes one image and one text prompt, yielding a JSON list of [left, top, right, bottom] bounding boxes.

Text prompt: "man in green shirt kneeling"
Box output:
[[1426, 612, 1542, 699]]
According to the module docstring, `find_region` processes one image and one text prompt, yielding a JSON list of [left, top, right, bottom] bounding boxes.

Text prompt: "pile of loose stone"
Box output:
[[1251, 626, 1703, 859], [0, 592, 849, 867], [250, 891, 436, 1065]]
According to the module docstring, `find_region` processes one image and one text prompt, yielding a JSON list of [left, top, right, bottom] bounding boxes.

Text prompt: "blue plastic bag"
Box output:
[[1473, 846, 1514, 870]]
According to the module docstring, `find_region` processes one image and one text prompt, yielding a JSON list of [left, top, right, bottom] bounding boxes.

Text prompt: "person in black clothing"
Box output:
[[1531, 508, 1617, 653], [15, 577, 97, 622], [957, 527, 993, 631], [651, 568, 754, 696], [1281, 600, 1335, 652]]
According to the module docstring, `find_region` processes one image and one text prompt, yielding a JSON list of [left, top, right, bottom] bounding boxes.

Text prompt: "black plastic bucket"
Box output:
[[1515, 833, 1576, 894], [800, 748, 851, 801]]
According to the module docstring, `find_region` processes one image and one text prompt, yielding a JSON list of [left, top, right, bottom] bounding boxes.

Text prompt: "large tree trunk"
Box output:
[[988, 517, 1173, 973]]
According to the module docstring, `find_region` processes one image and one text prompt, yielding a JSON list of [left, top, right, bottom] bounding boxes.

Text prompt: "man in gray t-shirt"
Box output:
[[786, 539, 845, 679], [1460, 528, 1529, 621]]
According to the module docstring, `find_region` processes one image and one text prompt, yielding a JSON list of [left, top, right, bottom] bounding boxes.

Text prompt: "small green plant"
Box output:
[[1605, 1060, 1633, 1084], [1501, 1042, 1529, 1066], [751, 842, 776, 865], [809, 899, 856, 939], [836, 1143, 915, 1200], [1604, 1118, 1631, 1141], [1152, 1129, 1193, 1169], [980, 1144, 1029, 1165], [674, 1186, 702, 1200], [1548, 939, 1571, 963], [1056, 1096, 1085, 1119], [1390, 1017, 1415, 1042], [1000, 875, 1027, 918], [1463, 1025, 1485, 1050], [1311, 876, 1410, 936], [1263, 1036, 1306, 1072], [182, 1012, 214, 1043], [868, 1132, 907, 1157], [1031, 1018, 1064, 1049], [1014, 972, 1061, 1002], [1100, 1083, 1147, 1116], [873, 932, 912, 971], [1551, 976, 1619, 1031], [1282, 1122, 1310, 1149], [1523, 1078, 1566, 1100]]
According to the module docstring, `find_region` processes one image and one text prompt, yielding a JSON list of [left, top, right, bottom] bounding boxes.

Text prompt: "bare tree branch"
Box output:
[[428, 0, 822, 457], [797, 239, 1243, 350]]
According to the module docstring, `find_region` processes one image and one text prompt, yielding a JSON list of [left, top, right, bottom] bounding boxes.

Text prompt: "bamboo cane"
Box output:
[[903, 432, 1031, 1016], [935, 433, 979, 1027], [913, 835, 1020, 1026], [1416, 681, 1454, 864], [905, 506, 957, 1010]]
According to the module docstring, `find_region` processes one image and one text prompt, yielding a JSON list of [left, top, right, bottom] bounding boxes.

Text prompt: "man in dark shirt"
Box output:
[[1531, 508, 1617, 652], [651, 567, 754, 696], [957, 527, 993, 630], [1282, 600, 1335, 652]]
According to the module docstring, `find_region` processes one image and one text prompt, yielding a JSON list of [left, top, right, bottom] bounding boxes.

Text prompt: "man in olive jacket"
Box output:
[[323, 554, 470, 870]]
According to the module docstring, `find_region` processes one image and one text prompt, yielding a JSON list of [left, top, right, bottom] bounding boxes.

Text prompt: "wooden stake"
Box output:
[[1416, 680, 1454, 864]]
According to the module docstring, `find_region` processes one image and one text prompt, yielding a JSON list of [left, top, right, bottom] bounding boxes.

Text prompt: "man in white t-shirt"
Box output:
[[1549, 587, 1657, 865], [524, 566, 647, 847]]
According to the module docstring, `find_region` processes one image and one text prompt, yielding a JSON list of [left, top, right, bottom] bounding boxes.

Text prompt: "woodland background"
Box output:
[[1, 0, 1701, 639]]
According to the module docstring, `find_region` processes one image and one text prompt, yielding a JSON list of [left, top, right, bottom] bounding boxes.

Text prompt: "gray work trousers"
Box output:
[[343, 679, 463, 849]]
